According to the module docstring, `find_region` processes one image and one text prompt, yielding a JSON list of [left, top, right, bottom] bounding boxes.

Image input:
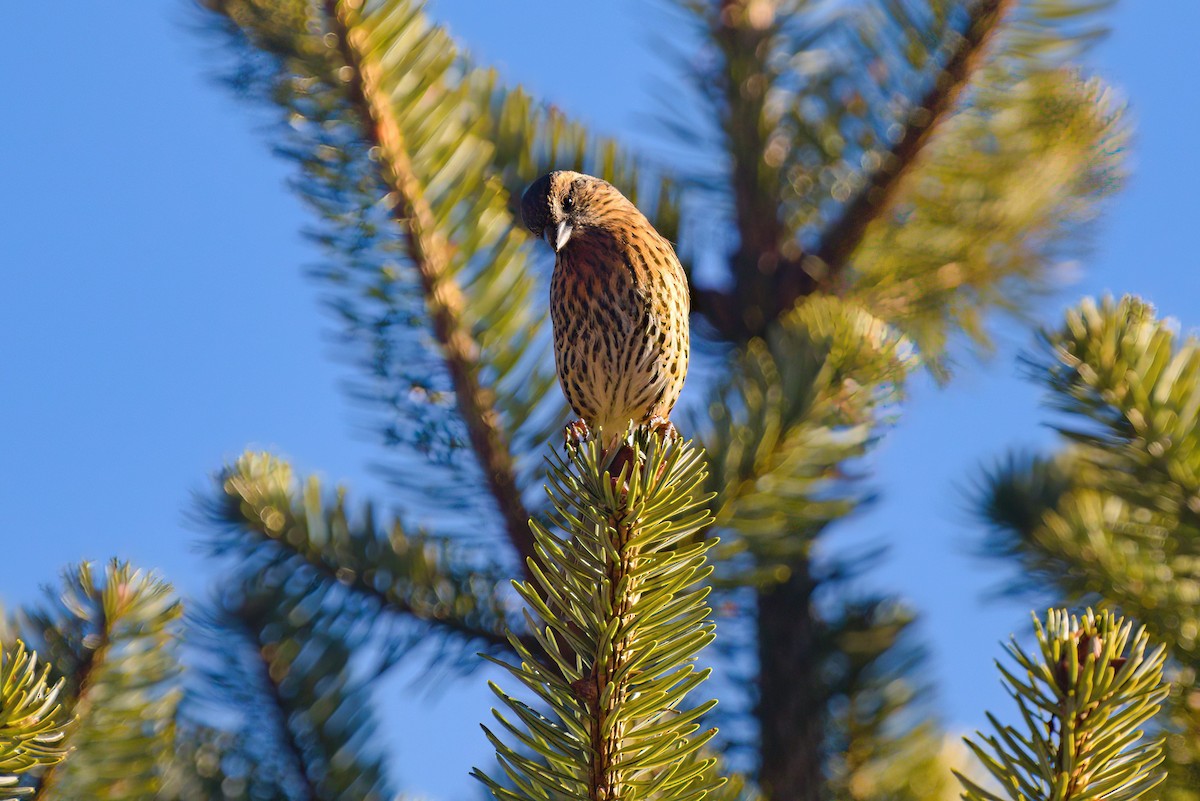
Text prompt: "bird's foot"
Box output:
[[647, 416, 680, 442], [562, 419, 592, 450]]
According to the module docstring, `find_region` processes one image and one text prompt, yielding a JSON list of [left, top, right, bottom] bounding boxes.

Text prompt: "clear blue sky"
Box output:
[[3, 3, 1198, 798]]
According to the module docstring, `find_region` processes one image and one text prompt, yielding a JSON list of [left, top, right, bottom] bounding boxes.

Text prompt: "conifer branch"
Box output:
[[957, 609, 1167, 801], [323, 0, 535, 576], [703, 297, 915, 566], [474, 431, 722, 801], [213, 453, 529, 657], [702, 299, 915, 798], [184, 588, 397, 801], [809, 0, 1014, 287]]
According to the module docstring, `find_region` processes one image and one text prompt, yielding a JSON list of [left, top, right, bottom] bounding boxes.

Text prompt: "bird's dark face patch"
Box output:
[[522, 171, 620, 252], [521, 172, 557, 235]]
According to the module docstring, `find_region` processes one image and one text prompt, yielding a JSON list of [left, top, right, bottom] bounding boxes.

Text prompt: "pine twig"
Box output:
[[957, 609, 1167, 801], [0, 643, 69, 800], [474, 433, 721, 801]]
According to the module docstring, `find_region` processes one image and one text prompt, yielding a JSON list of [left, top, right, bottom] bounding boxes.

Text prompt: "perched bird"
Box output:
[[521, 171, 690, 448]]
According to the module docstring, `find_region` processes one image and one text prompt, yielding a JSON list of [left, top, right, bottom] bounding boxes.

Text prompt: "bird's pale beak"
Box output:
[[545, 220, 573, 253]]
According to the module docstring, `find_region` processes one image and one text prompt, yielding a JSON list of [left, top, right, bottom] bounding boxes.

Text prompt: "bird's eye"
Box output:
[[562, 195, 574, 213]]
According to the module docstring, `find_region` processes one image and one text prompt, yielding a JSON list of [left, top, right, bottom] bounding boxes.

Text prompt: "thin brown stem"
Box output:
[[809, 0, 1016, 286], [580, 510, 639, 800], [324, 0, 536, 580]]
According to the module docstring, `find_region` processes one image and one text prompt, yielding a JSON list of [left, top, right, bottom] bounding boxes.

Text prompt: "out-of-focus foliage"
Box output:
[[178, 583, 395, 801], [210, 451, 524, 665], [474, 431, 720, 801], [839, 0, 1127, 363], [703, 296, 916, 572], [699, 297, 924, 797], [958, 609, 1167, 801], [832, 724, 965, 801], [823, 602, 959, 801], [0, 642, 69, 799], [670, 0, 1126, 362], [16, 561, 181, 801], [850, 74, 1126, 363]]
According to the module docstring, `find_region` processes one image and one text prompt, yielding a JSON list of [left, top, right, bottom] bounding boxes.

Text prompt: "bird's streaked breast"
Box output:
[[549, 209, 689, 439]]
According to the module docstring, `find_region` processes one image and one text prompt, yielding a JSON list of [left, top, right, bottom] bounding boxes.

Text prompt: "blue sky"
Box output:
[[3, 3, 1199, 798]]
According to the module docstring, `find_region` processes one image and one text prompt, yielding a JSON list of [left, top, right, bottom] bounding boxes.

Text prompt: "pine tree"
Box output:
[[1, 1, 1183, 799]]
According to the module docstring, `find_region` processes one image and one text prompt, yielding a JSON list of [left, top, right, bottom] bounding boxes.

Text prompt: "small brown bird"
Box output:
[[522, 171, 690, 448]]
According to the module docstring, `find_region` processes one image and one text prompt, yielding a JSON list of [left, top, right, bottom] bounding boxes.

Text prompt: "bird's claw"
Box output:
[[563, 419, 592, 450], [647, 416, 680, 442]]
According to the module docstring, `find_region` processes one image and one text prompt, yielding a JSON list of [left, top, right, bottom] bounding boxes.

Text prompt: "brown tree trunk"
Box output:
[[756, 558, 824, 801]]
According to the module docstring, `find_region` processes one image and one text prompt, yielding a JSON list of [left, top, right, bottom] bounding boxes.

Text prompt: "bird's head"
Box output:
[[521, 171, 622, 253]]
